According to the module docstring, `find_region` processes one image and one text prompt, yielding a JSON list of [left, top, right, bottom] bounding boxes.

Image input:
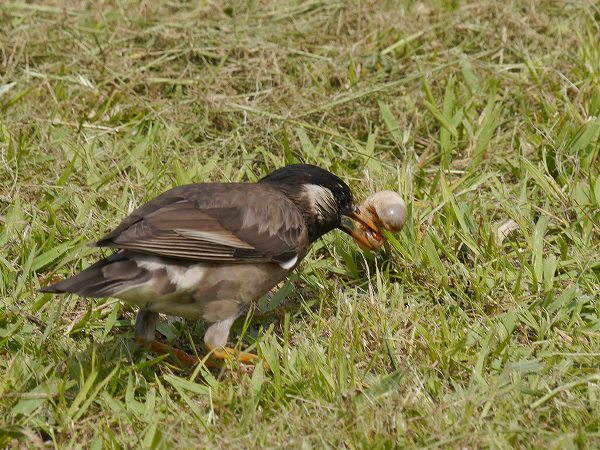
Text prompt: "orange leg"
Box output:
[[207, 345, 260, 364], [134, 309, 268, 370], [137, 338, 268, 370], [137, 337, 215, 368], [206, 344, 271, 372]]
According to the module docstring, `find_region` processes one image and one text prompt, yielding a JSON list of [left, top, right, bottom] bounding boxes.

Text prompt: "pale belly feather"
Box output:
[[115, 255, 290, 322]]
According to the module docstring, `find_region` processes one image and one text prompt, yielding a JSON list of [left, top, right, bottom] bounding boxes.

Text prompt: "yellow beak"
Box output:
[[340, 207, 382, 250]]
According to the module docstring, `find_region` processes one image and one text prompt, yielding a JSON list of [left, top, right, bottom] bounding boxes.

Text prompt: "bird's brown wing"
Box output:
[[94, 183, 306, 264]]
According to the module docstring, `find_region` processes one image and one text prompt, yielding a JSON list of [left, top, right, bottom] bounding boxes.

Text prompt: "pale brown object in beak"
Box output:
[[355, 190, 407, 251]]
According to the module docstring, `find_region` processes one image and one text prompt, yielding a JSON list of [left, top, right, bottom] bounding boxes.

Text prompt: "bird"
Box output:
[[41, 164, 381, 366]]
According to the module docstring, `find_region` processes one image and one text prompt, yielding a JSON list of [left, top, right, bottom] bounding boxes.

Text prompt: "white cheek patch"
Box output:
[[303, 184, 337, 221], [278, 255, 298, 270]]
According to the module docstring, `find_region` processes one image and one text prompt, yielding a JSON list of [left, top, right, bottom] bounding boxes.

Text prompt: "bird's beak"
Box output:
[[340, 206, 382, 250]]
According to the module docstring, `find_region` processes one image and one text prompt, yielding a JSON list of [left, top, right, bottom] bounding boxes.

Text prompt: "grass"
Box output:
[[1, 0, 599, 447]]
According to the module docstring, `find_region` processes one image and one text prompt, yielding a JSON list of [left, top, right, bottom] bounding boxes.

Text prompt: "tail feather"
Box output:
[[40, 253, 151, 298]]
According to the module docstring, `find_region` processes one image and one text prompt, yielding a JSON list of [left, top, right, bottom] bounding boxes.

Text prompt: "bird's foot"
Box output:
[[207, 345, 270, 371], [137, 338, 268, 371], [147, 339, 203, 367], [137, 337, 215, 368]]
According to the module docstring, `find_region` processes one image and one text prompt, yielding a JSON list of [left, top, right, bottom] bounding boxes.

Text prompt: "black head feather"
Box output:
[[260, 164, 355, 242]]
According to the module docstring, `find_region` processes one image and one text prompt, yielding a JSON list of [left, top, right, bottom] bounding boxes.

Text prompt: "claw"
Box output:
[[137, 337, 269, 371], [207, 345, 270, 371]]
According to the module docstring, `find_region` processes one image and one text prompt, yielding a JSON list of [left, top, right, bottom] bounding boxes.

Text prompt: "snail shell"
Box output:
[[362, 190, 407, 232], [359, 190, 407, 250]]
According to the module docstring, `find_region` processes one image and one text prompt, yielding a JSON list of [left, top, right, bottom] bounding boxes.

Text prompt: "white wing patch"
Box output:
[[278, 255, 298, 270], [135, 255, 206, 291], [174, 229, 255, 249], [170, 264, 206, 290]]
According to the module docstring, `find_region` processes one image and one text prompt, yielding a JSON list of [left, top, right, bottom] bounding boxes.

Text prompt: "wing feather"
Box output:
[[94, 183, 307, 263]]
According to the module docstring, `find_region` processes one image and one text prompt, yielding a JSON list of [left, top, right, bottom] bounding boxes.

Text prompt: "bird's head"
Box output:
[[260, 164, 381, 247]]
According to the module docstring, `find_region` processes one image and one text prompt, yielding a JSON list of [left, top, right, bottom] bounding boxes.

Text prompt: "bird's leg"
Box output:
[[134, 308, 216, 367], [134, 308, 265, 369], [205, 345, 261, 365], [145, 339, 204, 367], [135, 308, 159, 343], [204, 315, 263, 366]]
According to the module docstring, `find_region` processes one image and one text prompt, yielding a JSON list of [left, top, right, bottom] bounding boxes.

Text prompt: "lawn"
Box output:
[[1, 0, 599, 448]]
